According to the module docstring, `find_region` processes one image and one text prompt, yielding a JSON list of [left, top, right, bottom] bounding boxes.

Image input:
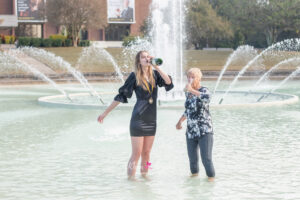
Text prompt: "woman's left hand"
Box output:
[[148, 56, 159, 69], [176, 122, 182, 130]]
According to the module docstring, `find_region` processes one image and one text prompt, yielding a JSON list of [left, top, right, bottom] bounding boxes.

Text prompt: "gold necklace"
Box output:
[[143, 79, 154, 104]]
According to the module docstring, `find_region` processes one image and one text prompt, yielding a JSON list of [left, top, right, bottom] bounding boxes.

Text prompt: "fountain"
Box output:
[[36, 38, 300, 108], [218, 38, 300, 104]]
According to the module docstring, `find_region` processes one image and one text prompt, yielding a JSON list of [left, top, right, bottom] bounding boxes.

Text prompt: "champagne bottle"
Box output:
[[150, 58, 163, 66]]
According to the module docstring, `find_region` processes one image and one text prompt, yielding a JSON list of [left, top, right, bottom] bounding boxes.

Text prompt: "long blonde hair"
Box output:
[[187, 68, 202, 89], [135, 51, 156, 90]]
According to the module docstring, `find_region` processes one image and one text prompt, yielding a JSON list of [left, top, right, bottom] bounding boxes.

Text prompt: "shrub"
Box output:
[[51, 38, 63, 47], [79, 40, 90, 47], [4, 35, 16, 44], [31, 38, 42, 47], [65, 39, 72, 47], [17, 37, 31, 47], [50, 34, 67, 46], [4, 36, 10, 44], [42, 38, 52, 47], [0, 34, 5, 43], [122, 35, 139, 47], [49, 34, 67, 41], [10, 36, 16, 44]]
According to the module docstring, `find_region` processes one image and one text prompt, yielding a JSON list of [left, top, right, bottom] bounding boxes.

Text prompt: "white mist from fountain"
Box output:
[[18, 47, 104, 104], [122, 37, 153, 63], [252, 57, 300, 89], [213, 45, 257, 95], [77, 43, 124, 83], [1, 50, 71, 100], [257, 66, 300, 102], [149, 0, 185, 89], [219, 38, 300, 104], [120, 0, 185, 101], [270, 66, 300, 92]]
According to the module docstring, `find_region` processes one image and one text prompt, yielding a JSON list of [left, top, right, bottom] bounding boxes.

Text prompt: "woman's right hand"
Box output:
[[97, 101, 120, 124], [176, 121, 182, 130], [97, 113, 107, 123]]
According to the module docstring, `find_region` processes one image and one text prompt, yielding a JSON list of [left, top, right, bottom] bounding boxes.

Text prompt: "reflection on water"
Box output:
[[0, 81, 300, 200]]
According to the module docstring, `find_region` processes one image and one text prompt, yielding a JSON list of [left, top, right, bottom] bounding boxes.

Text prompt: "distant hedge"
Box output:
[[51, 39, 63, 47], [65, 39, 72, 47], [122, 35, 138, 47], [17, 37, 31, 46], [31, 38, 42, 47], [78, 40, 90, 47], [42, 38, 52, 47], [17, 36, 90, 47]]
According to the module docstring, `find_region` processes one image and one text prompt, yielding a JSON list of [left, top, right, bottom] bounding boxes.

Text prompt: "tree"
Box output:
[[254, 0, 300, 46], [185, 0, 233, 49], [46, 0, 107, 46], [211, 0, 300, 46]]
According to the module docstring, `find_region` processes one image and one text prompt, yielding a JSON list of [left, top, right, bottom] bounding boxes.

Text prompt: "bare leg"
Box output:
[[127, 136, 144, 179], [140, 136, 155, 177]]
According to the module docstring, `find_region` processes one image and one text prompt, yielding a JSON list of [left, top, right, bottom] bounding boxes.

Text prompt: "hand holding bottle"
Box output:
[[185, 82, 193, 93], [151, 58, 163, 66], [148, 56, 163, 67]]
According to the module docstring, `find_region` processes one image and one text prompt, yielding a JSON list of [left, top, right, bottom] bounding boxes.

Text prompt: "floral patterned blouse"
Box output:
[[183, 86, 214, 139]]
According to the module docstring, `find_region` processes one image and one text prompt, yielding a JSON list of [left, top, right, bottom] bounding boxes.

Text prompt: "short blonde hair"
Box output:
[[187, 68, 202, 89]]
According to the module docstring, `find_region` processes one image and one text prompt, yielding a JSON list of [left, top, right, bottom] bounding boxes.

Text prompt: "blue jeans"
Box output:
[[186, 133, 215, 177]]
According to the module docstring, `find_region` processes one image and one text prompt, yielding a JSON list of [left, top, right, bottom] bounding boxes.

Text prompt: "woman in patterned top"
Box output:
[[176, 68, 215, 181]]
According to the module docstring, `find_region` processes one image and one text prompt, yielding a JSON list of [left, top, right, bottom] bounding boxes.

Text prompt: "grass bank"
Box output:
[[1, 46, 299, 76]]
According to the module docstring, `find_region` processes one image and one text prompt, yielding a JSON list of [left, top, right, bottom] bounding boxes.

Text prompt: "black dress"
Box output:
[[114, 70, 174, 136]]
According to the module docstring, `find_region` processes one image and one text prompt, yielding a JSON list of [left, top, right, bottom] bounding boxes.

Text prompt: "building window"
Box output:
[[80, 29, 88, 40], [15, 23, 42, 38], [105, 24, 130, 41]]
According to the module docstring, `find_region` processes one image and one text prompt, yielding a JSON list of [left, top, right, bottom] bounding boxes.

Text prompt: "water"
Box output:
[[0, 81, 300, 200], [1, 0, 300, 198]]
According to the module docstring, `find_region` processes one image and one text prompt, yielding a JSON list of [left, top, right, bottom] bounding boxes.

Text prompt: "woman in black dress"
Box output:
[[98, 51, 174, 179]]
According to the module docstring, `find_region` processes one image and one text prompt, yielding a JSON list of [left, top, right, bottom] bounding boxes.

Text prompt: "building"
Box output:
[[0, 0, 17, 36], [0, 0, 151, 41]]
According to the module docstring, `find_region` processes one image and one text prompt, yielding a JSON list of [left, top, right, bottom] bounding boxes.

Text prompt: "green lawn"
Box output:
[[43, 47, 234, 73]]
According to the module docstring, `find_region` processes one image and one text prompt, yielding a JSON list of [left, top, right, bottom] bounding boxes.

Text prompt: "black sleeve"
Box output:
[[114, 72, 136, 103], [154, 70, 174, 91]]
